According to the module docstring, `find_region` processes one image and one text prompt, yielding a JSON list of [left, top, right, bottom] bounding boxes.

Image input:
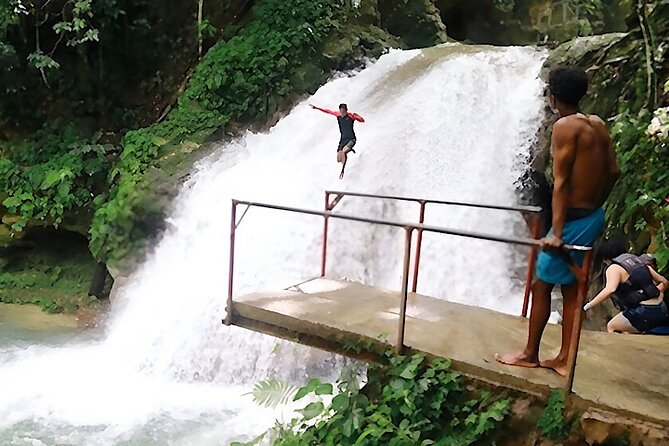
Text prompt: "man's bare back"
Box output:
[[553, 113, 618, 210]]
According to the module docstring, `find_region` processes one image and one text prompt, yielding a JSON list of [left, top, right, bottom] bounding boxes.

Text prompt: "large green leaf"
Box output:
[[247, 378, 299, 408]]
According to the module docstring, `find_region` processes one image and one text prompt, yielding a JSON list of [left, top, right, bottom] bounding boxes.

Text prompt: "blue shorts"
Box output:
[[536, 208, 605, 285], [623, 301, 669, 332]]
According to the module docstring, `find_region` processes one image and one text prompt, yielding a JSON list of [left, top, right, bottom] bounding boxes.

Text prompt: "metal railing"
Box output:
[[224, 193, 593, 394], [321, 190, 544, 317]]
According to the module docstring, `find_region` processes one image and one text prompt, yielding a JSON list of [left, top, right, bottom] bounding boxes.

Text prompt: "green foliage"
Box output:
[[608, 110, 669, 270], [493, 0, 515, 13], [537, 390, 570, 441], [90, 0, 348, 262], [595, 2, 669, 270], [182, 0, 344, 123], [240, 354, 510, 446], [571, 0, 605, 36], [0, 126, 113, 232], [5, 0, 103, 74], [27, 51, 60, 71], [0, 0, 23, 36], [248, 378, 300, 409]]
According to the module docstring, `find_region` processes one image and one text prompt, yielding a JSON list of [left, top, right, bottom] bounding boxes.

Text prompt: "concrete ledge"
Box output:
[[230, 278, 669, 426]]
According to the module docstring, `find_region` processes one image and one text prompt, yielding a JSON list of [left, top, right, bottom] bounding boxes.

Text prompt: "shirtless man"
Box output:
[[496, 66, 620, 376], [311, 103, 365, 179]]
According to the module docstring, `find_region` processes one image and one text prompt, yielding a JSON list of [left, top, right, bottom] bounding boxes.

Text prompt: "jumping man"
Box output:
[[311, 103, 365, 179]]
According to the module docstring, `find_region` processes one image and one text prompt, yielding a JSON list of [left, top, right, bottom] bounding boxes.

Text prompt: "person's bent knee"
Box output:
[[607, 320, 617, 333]]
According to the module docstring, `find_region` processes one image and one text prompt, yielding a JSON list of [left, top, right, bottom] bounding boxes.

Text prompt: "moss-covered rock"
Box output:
[[437, 0, 630, 45], [544, 33, 632, 117], [378, 0, 448, 48], [0, 229, 99, 313]]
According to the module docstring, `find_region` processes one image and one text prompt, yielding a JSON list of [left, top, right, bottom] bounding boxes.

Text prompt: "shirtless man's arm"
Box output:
[[544, 119, 576, 248]]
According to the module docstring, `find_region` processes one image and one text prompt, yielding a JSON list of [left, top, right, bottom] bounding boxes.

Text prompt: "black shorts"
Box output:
[[337, 138, 356, 152], [623, 301, 669, 332]]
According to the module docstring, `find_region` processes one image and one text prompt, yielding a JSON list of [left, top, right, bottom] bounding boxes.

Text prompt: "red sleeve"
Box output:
[[312, 106, 340, 117], [350, 113, 365, 123]]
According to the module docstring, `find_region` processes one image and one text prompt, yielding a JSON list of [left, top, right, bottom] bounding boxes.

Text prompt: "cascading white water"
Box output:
[[0, 44, 547, 445]]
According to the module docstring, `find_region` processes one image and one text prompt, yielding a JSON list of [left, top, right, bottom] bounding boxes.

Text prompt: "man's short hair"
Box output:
[[548, 67, 588, 107], [339, 103, 347, 110]]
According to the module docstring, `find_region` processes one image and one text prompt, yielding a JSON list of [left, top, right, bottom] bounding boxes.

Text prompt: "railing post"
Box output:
[[396, 227, 413, 355], [564, 249, 593, 394], [522, 215, 542, 317], [321, 192, 329, 277], [225, 200, 238, 326], [411, 201, 426, 293]]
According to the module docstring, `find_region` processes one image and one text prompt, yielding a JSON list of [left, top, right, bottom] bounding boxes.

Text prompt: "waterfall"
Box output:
[[0, 43, 546, 445]]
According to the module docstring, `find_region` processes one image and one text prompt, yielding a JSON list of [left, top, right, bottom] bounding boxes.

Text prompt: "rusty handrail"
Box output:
[[232, 199, 587, 249], [321, 190, 544, 314], [325, 190, 542, 213], [225, 198, 593, 394]]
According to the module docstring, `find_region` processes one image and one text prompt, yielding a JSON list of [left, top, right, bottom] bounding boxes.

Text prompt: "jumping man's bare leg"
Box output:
[[495, 279, 554, 368], [339, 153, 348, 179]]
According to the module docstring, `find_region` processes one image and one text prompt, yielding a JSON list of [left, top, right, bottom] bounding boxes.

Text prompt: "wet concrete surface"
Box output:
[[233, 278, 669, 425]]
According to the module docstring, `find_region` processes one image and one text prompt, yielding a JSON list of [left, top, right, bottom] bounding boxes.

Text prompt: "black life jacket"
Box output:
[[611, 254, 660, 310]]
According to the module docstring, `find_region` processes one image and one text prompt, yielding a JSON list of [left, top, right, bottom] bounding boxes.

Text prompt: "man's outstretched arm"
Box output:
[[310, 104, 339, 116]]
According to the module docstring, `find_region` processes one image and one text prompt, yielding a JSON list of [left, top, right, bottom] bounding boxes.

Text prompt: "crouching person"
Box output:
[[585, 250, 668, 333]]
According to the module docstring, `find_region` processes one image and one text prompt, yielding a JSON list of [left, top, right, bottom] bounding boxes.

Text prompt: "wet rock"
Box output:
[[437, 0, 629, 45], [378, 0, 448, 48], [544, 32, 634, 118], [581, 409, 669, 446]]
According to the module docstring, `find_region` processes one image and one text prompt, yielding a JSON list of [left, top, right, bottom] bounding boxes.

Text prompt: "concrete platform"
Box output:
[[230, 278, 669, 426]]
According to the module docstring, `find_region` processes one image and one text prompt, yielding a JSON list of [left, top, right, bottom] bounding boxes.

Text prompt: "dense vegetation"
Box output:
[[589, 1, 668, 268], [235, 354, 511, 446]]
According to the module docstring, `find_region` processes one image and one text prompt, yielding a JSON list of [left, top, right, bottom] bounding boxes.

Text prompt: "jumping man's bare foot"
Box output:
[[494, 352, 540, 368], [540, 357, 568, 377]]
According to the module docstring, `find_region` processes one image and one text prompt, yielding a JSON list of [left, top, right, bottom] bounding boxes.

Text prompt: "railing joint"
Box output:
[[235, 204, 251, 229]]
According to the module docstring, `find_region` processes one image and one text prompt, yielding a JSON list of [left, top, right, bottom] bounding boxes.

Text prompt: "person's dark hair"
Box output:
[[597, 235, 628, 260], [339, 103, 347, 110], [548, 67, 588, 107]]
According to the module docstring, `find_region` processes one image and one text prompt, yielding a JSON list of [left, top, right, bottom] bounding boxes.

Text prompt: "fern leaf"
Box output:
[[248, 378, 299, 408]]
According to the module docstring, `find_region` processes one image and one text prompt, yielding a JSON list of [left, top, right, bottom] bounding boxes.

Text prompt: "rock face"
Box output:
[[544, 33, 630, 117], [436, 0, 629, 45], [378, 0, 448, 48]]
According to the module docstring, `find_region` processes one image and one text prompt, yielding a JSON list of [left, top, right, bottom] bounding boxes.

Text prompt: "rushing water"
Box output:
[[0, 44, 546, 445]]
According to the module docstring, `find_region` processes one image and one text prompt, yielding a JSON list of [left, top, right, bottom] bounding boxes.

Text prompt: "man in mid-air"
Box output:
[[311, 103, 365, 179], [495, 67, 620, 376]]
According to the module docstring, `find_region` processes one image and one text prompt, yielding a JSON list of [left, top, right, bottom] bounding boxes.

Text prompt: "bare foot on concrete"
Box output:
[[540, 358, 568, 376], [494, 352, 539, 368]]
